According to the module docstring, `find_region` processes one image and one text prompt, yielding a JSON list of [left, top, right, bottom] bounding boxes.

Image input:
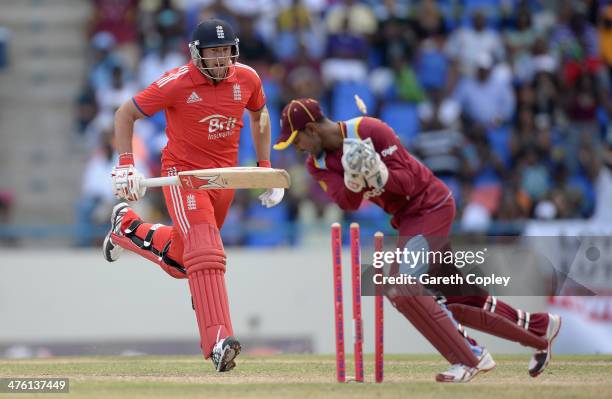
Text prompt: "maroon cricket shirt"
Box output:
[[306, 116, 451, 229]]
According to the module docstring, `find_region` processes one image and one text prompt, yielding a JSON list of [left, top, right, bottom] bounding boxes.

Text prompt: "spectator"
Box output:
[[274, 1, 325, 62], [532, 70, 561, 123], [371, 0, 410, 22], [75, 131, 116, 247], [446, 10, 505, 78], [414, 38, 451, 92], [391, 54, 427, 103], [89, 0, 140, 70], [238, 16, 275, 67], [592, 129, 612, 221], [410, 0, 450, 93], [88, 32, 128, 91], [83, 110, 114, 153], [97, 65, 138, 115], [325, 0, 378, 37], [138, 38, 187, 87], [510, 107, 538, 162], [183, 0, 239, 37], [372, 0, 415, 68], [551, 2, 599, 65], [414, 0, 447, 41], [518, 145, 551, 203], [155, 0, 185, 42], [412, 92, 466, 206], [496, 172, 532, 220], [417, 88, 461, 130], [321, 15, 369, 86], [76, 83, 99, 134], [599, 4, 612, 73], [460, 127, 505, 232], [453, 52, 516, 127], [504, 7, 540, 83], [281, 43, 323, 103]]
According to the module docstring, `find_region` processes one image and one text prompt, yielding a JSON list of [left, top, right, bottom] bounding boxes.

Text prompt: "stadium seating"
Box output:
[[331, 81, 376, 121], [379, 102, 420, 146]]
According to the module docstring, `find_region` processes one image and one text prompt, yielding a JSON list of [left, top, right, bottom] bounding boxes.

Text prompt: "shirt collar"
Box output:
[[188, 62, 238, 86], [339, 122, 346, 138]]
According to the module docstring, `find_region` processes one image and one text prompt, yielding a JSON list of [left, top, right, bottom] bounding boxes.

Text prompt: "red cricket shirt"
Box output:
[[133, 61, 266, 169]]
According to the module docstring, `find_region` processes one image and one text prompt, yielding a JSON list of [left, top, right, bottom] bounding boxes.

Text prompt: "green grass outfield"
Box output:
[[1, 354, 611, 399]]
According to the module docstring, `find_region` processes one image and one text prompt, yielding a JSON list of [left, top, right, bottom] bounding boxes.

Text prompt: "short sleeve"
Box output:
[[133, 77, 173, 117], [246, 74, 266, 112]]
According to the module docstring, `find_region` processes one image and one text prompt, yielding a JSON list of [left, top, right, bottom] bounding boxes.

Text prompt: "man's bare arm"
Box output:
[[114, 100, 147, 155], [248, 105, 271, 164]]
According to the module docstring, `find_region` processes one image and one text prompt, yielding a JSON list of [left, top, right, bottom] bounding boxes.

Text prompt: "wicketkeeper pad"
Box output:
[[386, 285, 480, 367], [448, 303, 547, 350]]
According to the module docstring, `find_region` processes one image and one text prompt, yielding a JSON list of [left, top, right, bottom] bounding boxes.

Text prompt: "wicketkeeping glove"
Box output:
[[341, 139, 367, 192], [359, 139, 389, 190], [341, 138, 388, 191]]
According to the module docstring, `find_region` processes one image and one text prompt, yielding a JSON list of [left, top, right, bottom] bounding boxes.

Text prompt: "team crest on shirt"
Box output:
[[186, 194, 197, 210], [233, 83, 241, 101]]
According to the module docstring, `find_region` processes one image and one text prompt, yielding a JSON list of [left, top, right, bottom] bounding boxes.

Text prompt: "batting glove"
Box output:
[[257, 160, 285, 208], [111, 153, 146, 201], [259, 187, 285, 208]]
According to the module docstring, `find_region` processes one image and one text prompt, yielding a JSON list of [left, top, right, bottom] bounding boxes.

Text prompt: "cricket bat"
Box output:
[[141, 167, 291, 190]]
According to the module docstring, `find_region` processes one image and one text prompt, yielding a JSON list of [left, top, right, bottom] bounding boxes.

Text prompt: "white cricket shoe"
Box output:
[[211, 336, 241, 372], [529, 313, 562, 377], [436, 348, 496, 383], [102, 202, 130, 262]]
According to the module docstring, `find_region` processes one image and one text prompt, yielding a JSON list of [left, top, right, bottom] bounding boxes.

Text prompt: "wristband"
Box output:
[[119, 152, 135, 166], [257, 160, 271, 168]]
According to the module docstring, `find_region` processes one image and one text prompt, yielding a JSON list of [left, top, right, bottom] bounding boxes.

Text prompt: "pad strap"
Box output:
[[483, 296, 497, 313], [124, 220, 185, 275]]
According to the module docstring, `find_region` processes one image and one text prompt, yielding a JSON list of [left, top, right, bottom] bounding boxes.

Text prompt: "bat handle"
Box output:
[[141, 176, 180, 188]]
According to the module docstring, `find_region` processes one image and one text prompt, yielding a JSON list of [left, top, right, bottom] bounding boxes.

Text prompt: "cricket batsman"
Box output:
[[102, 19, 284, 372], [273, 98, 562, 382]]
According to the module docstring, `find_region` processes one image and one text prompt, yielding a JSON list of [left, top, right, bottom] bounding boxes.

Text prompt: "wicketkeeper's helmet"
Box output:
[[188, 18, 240, 80]]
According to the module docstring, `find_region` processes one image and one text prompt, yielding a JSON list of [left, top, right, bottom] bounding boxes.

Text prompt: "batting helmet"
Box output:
[[188, 18, 240, 80]]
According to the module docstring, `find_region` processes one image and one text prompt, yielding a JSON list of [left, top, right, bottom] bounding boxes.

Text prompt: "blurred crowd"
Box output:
[[76, 0, 612, 246]]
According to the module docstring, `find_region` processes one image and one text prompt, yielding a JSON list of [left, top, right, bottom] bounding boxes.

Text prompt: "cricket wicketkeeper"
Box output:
[[274, 98, 562, 383]]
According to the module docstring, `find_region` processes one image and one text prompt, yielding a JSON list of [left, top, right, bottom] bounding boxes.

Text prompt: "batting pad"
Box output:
[[111, 220, 186, 279], [183, 223, 233, 358]]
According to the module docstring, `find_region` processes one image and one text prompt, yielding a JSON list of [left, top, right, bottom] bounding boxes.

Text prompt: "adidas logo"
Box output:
[[187, 91, 202, 104]]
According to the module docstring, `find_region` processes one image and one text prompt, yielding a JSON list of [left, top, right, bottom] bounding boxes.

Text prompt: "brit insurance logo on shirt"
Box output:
[[199, 114, 238, 140]]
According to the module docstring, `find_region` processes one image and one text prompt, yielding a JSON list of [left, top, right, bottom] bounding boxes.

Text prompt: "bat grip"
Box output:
[[141, 176, 180, 188]]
